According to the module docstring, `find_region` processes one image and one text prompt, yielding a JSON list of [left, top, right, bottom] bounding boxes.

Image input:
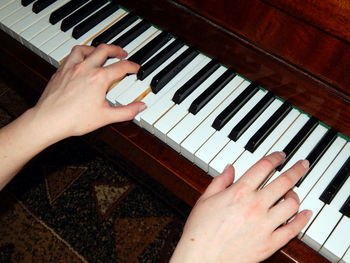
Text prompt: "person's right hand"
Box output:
[[171, 152, 312, 263]]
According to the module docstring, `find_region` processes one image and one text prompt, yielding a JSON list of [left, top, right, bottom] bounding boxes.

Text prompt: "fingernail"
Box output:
[[305, 209, 313, 219], [301, 160, 309, 169], [223, 164, 231, 173], [138, 103, 147, 113], [279, 151, 286, 159]]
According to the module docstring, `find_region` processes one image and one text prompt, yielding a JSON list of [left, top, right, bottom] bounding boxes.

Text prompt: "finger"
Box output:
[[105, 101, 146, 123], [235, 152, 285, 191], [262, 160, 309, 205], [60, 45, 95, 70], [199, 165, 235, 200], [103, 59, 140, 84], [271, 210, 312, 248], [84, 44, 127, 67], [268, 191, 300, 229]]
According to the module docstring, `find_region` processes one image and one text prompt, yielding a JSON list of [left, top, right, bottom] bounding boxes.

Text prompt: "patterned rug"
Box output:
[[0, 68, 187, 263]]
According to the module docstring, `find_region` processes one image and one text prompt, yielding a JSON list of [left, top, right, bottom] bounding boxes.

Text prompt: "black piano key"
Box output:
[[72, 2, 119, 39], [228, 91, 275, 141], [137, 39, 184, 81], [319, 156, 350, 204], [49, 0, 89, 25], [296, 128, 338, 186], [212, 82, 259, 131], [91, 12, 139, 47], [111, 20, 151, 48], [245, 101, 292, 153], [340, 195, 350, 217], [188, 69, 236, 115], [22, 0, 36, 7], [172, 59, 220, 104], [33, 0, 57, 13], [150, 47, 198, 94], [61, 0, 108, 32], [128, 31, 172, 65], [277, 116, 318, 171]]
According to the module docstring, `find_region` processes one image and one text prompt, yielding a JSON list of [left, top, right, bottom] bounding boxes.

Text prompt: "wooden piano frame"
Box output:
[[2, 0, 350, 262]]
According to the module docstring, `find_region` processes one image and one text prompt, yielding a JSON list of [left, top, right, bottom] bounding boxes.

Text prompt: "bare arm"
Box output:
[[0, 43, 312, 263], [0, 44, 145, 190]]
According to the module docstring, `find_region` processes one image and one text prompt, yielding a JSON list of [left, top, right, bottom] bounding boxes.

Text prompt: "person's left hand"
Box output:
[[31, 44, 145, 142]]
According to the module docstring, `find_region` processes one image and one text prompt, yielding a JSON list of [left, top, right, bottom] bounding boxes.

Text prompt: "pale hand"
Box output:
[[31, 44, 145, 142], [171, 152, 312, 263]]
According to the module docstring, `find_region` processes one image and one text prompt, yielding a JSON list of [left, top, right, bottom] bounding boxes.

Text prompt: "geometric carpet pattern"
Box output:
[[0, 68, 185, 263]]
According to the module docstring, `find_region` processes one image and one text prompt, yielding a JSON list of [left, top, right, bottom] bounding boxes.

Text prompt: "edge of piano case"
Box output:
[[4, 0, 350, 261], [0, 30, 330, 263]]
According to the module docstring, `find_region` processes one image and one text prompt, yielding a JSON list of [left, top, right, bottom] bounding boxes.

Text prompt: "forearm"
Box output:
[[0, 108, 61, 190]]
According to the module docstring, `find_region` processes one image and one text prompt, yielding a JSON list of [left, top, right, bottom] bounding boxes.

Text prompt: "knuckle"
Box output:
[[287, 197, 300, 212], [285, 226, 298, 240], [279, 174, 294, 188], [233, 183, 250, 199], [258, 158, 275, 170], [97, 43, 109, 50], [71, 45, 83, 53]]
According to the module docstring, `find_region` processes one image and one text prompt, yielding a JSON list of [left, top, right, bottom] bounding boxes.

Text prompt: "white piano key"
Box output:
[[0, 0, 22, 32], [139, 57, 212, 133], [294, 136, 347, 201], [167, 75, 246, 152], [302, 175, 350, 251], [49, 8, 128, 66], [78, 16, 141, 67], [106, 38, 177, 105], [0, 0, 15, 10], [42, 2, 122, 64], [298, 142, 350, 238], [232, 108, 300, 178], [104, 29, 163, 67], [341, 246, 350, 263], [180, 80, 251, 162], [30, 16, 65, 60], [264, 124, 328, 185], [133, 54, 209, 125], [321, 216, 350, 262], [123, 27, 159, 55], [195, 89, 265, 172], [13, 3, 53, 35], [104, 26, 159, 68], [208, 97, 282, 178], [266, 114, 310, 155], [153, 66, 227, 142], [114, 45, 190, 107], [1, 2, 34, 39], [19, 0, 71, 47]]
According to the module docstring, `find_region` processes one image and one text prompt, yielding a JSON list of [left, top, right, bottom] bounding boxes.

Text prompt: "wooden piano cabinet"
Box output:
[[1, 0, 343, 260], [117, 0, 350, 139], [0, 30, 329, 263]]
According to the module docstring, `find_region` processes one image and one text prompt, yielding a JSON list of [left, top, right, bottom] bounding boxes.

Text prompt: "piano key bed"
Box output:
[[1, 1, 349, 262]]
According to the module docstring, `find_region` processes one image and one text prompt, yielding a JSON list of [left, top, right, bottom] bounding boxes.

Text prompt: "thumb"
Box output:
[[107, 101, 147, 123], [200, 164, 235, 200]]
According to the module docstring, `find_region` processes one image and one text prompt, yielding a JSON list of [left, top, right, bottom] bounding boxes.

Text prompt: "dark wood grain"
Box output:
[[263, 0, 350, 43], [1, 0, 344, 260], [175, 0, 350, 92], [116, 0, 350, 139]]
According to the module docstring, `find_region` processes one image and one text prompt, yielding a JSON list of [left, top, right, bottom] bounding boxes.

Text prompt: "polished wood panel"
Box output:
[[176, 0, 350, 92], [117, 0, 350, 138], [263, 0, 350, 43]]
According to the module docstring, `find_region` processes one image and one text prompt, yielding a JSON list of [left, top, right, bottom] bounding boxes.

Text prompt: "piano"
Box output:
[[1, 0, 349, 262]]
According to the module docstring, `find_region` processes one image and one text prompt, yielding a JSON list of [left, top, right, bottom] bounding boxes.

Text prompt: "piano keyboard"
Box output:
[[1, 1, 349, 262]]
